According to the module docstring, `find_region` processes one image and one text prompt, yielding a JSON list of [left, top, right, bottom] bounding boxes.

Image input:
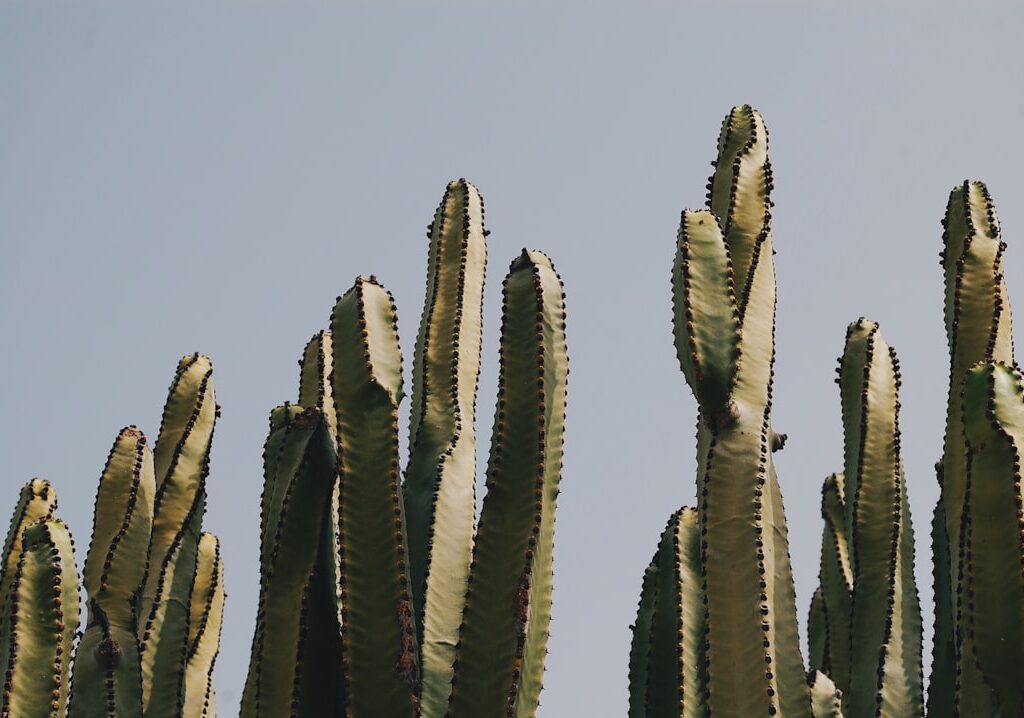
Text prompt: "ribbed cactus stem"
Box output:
[[807, 671, 843, 718], [70, 426, 156, 717], [403, 179, 487, 717], [446, 250, 568, 718], [932, 180, 1013, 717], [0, 479, 58, 621], [838, 320, 922, 717], [959, 362, 1024, 716], [329, 277, 419, 717], [0, 518, 80, 718], [628, 554, 660, 718], [635, 508, 707, 718], [183, 533, 224, 718], [240, 406, 341, 717], [675, 105, 808, 717], [139, 353, 218, 718]]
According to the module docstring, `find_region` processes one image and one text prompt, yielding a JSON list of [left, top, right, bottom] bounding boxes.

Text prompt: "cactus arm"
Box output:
[[644, 508, 707, 718], [807, 588, 827, 672], [139, 353, 218, 718], [628, 554, 660, 718], [814, 473, 852, 694], [960, 362, 1024, 715], [807, 671, 844, 718], [672, 210, 740, 415], [0, 518, 80, 718], [446, 250, 568, 718], [839, 321, 922, 717], [329, 277, 418, 717], [926, 496, 954, 718], [0, 478, 58, 619], [70, 427, 156, 718], [240, 406, 339, 717], [402, 180, 487, 717], [183, 533, 224, 718]]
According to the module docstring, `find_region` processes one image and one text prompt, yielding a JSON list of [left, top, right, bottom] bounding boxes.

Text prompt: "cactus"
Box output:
[[0, 356, 224, 718], [240, 179, 568, 718], [929, 180, 1023, 717], [648, 104, 809, 716], [807, 671, 843, 718], [807, 320, 923, 716]]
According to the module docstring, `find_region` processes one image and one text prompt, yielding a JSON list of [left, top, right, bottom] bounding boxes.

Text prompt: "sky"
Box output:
[[2, 3, 1023, 715]]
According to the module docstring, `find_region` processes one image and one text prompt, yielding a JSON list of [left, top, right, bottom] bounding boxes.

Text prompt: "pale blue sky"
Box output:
[[2, 3, 1023, 715]]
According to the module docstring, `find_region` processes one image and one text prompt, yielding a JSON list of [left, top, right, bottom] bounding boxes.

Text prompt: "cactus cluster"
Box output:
[[0, 354, 223, 718], [630, 107, 1023, 718], [239, 178, 569, 717]]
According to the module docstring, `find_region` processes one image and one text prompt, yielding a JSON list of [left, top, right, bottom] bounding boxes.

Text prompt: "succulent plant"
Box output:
[[240, 178, 568, 718]]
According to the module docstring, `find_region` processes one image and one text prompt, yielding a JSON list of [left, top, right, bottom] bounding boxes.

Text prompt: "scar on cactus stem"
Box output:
[[704, 398, 740, 431]]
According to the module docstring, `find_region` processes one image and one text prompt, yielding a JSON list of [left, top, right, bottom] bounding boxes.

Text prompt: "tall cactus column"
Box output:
[[930, 181, 1015, 717], [673, 105, 808, 716]]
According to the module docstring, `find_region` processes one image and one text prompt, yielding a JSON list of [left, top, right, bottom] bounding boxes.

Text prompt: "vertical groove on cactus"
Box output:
[[330, 277, 419, 717], [139, 353, 218, 718], [183, 533, 224, 718], [446, 250, 568, 718], [677, 105, 808, 717], [933, 180, 1012, 716], [403, 179, 487, 717], [70, 427, 155, 717], [959, 362, 1024, 716], [0, 518, 81, 718]]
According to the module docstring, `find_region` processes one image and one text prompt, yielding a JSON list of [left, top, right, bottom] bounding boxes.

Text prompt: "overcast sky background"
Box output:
[[3, 3, 1023, 715]]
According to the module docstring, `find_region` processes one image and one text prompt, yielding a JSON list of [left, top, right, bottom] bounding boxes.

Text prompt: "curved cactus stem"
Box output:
[[926, 495, 954, 718], [672, 209, 740, 416], [643, 508, 707, 718], [329, 277, 419, 717], [807, 588, 826, 673], [70, 427, 156, 718], [183, 533, 224, 718], [139, 353, 218, 718], [240, 406, 340, 717], [959, 362, 1024, 716], [807, 671, 844, 718], [811, 473, 852, 693], [838, 320, 922, 717], [446, 250, 568, 718], [681, 106, 808, 717], [935, 180, 1012, 715], [403, 179, 487, 717], [0, 518, 80, 718], [0, 478, 58, 620], [628, 553, 659, 718]]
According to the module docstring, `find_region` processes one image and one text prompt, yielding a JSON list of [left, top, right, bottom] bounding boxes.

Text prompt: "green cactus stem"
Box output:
[[329, 277, 419, 717], [807, 671, 843, 718], [0, 518, 81, 718], [69, 426, 156, 718], [931, 180, 1012, 717], [240, 405, 339, 717], [446, 250, 568, 718], [139, 353, 218, 718], [674, 105, 808, 716], [807, 473, 852, 694], [183, 533, 224, 718], [958, 362, 1024, 716], [0, 479, 58, 621], [632, 507, 707, 718], [403, 179, 487, 717], [627, 554, 660, 718], [836, 320, 922, 717]]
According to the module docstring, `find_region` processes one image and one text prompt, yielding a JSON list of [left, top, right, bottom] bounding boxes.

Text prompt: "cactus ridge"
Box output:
[[628, 552, 660, 718], [183, 532, 224, 718], [0, 479, 58, 623], [0, 518, 81, 718], [330, 277, 419, 716], [403, 179, 487, 716], [807, 671, 843, 718], [445, 249, 568, 718]]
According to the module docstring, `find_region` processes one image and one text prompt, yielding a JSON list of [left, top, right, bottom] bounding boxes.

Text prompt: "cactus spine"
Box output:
[[240, 179, 567, 718], [808, 321, 923, 716]]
